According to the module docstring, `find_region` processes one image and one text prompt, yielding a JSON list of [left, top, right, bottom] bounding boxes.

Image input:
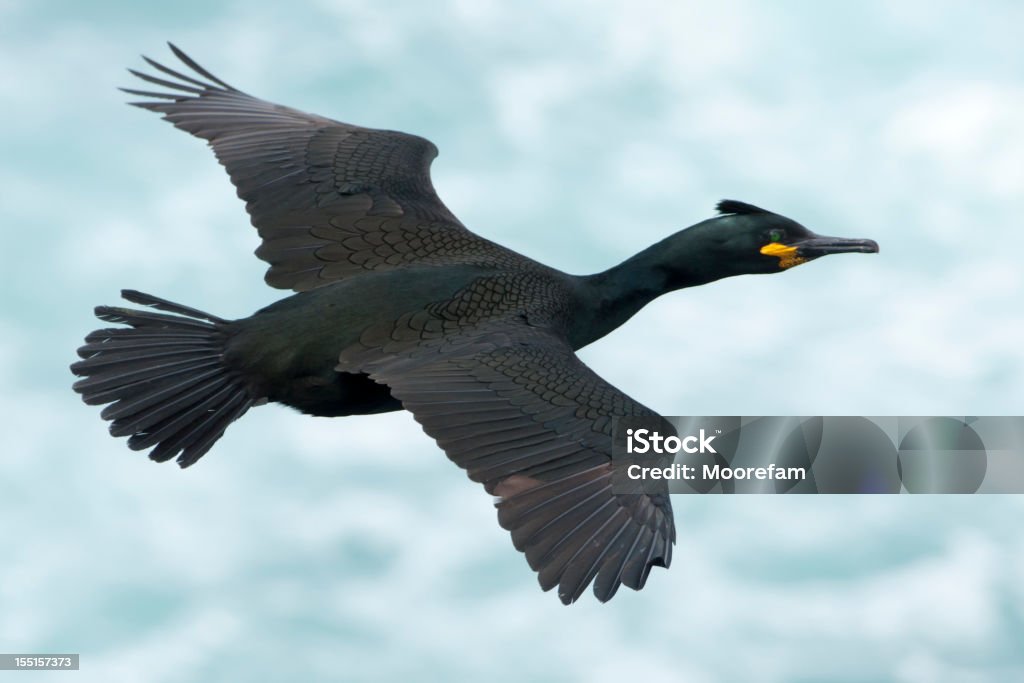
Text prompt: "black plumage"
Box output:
[[71, 44, 878, 604]]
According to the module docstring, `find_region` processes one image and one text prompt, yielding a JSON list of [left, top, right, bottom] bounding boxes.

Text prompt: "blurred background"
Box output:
[[2, 1, 1023, 680]]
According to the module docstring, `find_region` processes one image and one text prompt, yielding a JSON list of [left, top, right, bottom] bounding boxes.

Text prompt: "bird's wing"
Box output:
[[124, 44, 520, 292], [337, 320, 675, 604]]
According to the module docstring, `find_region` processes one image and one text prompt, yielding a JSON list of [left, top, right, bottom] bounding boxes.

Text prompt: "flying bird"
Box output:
[[71, 44, 879, 604]]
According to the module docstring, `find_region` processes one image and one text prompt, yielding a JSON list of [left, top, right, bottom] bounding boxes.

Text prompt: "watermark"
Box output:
[[0, 654, 79, 670], [625, 462, 806, 482], [612, 416, 1024, 494], [625, 427, 718, 454]]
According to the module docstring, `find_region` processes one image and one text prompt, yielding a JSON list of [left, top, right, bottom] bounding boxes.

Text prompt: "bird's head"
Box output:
[[703, 199, 879, 276]]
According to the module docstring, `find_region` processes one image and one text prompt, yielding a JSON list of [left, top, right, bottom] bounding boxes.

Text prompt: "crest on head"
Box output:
[[715, 200, 775, 216]]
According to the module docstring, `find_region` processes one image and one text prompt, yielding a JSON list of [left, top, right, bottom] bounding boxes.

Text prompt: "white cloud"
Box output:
[[884, 80, 1024, 199], [2, 1, 1024, 679]]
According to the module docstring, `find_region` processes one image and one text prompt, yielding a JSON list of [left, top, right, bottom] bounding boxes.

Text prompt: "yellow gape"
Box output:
[[760, 242, 807, 269]]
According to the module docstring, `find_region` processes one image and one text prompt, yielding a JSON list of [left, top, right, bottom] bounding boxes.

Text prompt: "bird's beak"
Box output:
[[790, 235, 880, 258], [761, 235, 878, 269]]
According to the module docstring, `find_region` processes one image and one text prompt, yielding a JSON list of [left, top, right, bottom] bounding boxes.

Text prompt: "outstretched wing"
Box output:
[[338, 322, 675, 604], [124, 44, 520, 291]]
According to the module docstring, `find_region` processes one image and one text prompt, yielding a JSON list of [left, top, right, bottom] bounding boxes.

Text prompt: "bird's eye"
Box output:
[[768, 230, 783, 243]]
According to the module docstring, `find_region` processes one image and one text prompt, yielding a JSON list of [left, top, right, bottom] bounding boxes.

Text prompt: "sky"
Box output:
[[2, 1, 1024, 681]]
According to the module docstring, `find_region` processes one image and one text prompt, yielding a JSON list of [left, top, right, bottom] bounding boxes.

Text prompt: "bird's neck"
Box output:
[[567, 229, 722, 349]]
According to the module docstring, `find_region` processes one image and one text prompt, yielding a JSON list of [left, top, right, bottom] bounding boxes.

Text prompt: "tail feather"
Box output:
[[99, 367, 223, 420], [94, 304, 213, 328], [107, 376, 231, 436], [78, 337, 220, 356], [74, 356, 223, 395], [84, 328, 213, 344], [71, 290, 257, 467], [120, 288, 227, 322], [147, 390, 251, 467]]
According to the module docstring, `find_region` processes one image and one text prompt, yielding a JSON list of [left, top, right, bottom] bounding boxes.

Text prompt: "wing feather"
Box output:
[[340, 323, 675, 604], [126, 44, 522, 291]]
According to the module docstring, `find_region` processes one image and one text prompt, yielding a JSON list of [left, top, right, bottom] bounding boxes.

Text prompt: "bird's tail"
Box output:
[[71, 290, 258, 467]]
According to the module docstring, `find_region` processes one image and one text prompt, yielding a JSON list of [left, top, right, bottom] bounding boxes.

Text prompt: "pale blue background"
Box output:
[[2, 1, 1024, 681]]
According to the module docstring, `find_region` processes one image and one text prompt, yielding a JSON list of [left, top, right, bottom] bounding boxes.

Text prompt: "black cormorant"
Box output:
[[71, 45, 879, 604]]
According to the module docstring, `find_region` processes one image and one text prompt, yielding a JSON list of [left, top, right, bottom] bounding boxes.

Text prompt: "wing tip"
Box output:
[[122, 42, 237, 106], [497, 467, 675, 605]]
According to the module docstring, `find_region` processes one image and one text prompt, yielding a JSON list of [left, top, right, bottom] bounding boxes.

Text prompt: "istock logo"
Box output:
[[626, 428, 718, 454]]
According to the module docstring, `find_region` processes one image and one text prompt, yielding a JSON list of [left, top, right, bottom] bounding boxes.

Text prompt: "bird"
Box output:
[[71, 44, 879, 605]]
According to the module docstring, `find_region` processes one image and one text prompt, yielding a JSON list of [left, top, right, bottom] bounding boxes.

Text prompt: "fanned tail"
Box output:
[[71, 290, 257, 467]]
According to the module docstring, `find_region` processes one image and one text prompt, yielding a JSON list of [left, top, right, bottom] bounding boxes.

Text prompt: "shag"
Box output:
[[71, 45, 879, 604]]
